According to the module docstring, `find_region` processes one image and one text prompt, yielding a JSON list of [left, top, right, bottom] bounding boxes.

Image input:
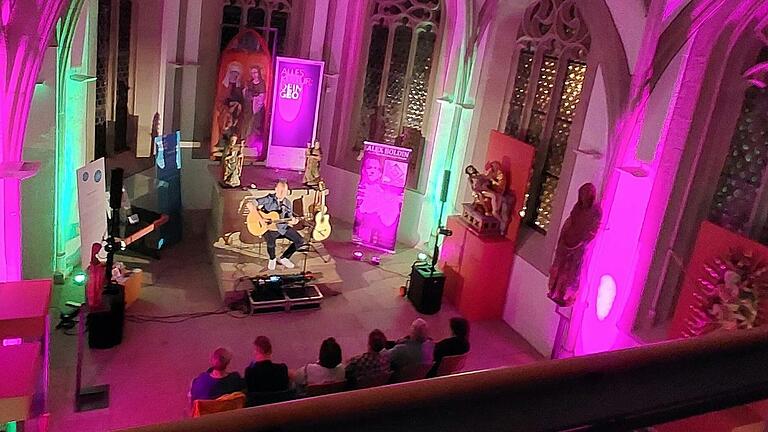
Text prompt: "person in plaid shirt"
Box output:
[[345, 329, 390, 387]]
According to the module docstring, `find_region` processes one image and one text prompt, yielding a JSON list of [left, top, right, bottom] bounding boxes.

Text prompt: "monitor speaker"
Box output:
[[88, 285, 125, 349], [408, 264, 445, 315]]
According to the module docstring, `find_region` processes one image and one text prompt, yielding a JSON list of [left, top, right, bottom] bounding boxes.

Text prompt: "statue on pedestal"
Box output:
[[221, 135, 245, 188], [548, 183, 602, 307], [463, 161, 516, 236], [304, 140, 322, 186]]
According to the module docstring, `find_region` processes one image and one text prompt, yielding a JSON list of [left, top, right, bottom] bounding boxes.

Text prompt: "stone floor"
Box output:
[[45, 215, 543, 432]]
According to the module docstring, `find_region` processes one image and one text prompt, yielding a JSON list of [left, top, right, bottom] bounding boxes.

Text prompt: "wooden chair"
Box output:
[[305, 380, 347, 397], [392, 363, 433, 383], [435, 353, 468, 377], [192, 391, 246, 417], [354, 371, 393, 389]]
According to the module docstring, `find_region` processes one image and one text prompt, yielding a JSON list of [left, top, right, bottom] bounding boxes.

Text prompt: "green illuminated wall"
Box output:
[[418, 3, 482, 247], [54, 0, 94, 274]]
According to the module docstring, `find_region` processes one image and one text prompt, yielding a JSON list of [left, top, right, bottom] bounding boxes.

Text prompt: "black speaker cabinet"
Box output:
[[408, 264, 445, 315], [88, 285, 126, 349]]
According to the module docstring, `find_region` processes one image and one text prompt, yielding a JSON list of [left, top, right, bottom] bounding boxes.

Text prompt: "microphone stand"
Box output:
[[75, 168, 125, 412]]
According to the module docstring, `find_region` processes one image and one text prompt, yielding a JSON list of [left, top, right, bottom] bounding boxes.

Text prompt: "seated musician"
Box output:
[[255, 180, 305, 270]]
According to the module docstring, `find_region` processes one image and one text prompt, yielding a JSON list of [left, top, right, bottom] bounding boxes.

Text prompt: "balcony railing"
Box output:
[[123, 327, 768, 432]]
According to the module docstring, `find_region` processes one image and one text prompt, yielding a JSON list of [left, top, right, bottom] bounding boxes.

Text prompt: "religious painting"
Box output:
[[210, 29, 273, 161], [353, 142, 412, 252]]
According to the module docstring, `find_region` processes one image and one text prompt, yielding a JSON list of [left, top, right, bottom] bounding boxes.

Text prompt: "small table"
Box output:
[[119, 206, 169, 258]]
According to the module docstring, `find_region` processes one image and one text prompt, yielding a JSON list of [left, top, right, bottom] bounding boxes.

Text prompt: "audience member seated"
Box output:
[[245, 336, 290, 393], [386, 318, 435, 380], [345, 329, 390, 388], [293, 337, 345, 389], [190, 347, 244, 402], [428, 317, 470, 377]]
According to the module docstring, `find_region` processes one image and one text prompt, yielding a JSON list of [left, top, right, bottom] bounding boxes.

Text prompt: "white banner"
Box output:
[[76, 158, 107, 270]]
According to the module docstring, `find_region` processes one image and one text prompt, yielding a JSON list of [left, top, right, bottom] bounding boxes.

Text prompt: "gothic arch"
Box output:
[[637, 0, 768, 331]]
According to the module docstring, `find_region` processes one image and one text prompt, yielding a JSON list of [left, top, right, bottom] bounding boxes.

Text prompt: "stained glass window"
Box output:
[[220, 0, 292, 55], [708, 48, 768, 240], [503, 0, 591, 232], [356, 0, 441, 189]]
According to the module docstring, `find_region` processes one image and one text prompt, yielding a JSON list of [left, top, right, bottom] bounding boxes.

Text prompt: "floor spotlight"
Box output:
[[370, 256, 381, 265], [353, 251, 364, 261]]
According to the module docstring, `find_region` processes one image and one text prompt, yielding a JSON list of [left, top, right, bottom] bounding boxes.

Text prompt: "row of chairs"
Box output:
[[192, 353, 468, 417]]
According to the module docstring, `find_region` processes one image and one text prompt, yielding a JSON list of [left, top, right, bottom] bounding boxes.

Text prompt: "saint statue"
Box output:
[[222, 136, 245, 188], [303, 140, 322, 186], [548, 183, 602, 307]]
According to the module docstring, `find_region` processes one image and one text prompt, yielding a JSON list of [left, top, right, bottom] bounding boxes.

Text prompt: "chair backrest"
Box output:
[[436, 353, 468, 377], [392, 363, 433, 383], [305, 380, 347, 397], [354, 371, 393, 389], [192, 391, 246, 417], [246, 389, 296, 407]]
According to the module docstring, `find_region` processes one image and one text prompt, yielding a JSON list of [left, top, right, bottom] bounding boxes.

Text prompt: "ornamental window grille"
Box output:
[[221, 0, 292, 54], [708, 48, 768, 242], [356, 0, 441, 189], [504, 0, 590, 232]]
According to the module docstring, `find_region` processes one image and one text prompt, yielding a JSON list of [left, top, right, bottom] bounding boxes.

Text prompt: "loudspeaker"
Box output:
[[440, 170, 451, 203], [109, 168, 124, 210], [88, 285, 125, 349], [408, 264, 445, 315]]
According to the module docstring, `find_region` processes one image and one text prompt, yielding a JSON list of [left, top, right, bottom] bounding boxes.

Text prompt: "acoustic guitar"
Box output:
[[245, 202, 297, 237], [312, 181, 332, 242]]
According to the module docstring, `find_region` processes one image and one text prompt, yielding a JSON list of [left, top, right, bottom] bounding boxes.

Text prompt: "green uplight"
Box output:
[[73, 272, 87, 285]]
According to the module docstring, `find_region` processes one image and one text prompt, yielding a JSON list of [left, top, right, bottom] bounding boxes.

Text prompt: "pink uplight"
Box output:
[[2, 337, 22, 347], [596, 275, 617, 320]]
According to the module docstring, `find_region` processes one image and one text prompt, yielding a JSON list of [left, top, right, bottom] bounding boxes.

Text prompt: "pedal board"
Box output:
[[249, 274, 323, 313]]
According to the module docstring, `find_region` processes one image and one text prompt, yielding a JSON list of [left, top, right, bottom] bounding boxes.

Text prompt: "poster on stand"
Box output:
[[353, 142, 412, 253], [210, 29, 273, 161], [76, 158, 107, 270], [265, 57, 324, 170]]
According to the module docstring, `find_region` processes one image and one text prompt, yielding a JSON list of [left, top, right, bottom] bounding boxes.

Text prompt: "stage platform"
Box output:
[[207, 164, 341, 305]]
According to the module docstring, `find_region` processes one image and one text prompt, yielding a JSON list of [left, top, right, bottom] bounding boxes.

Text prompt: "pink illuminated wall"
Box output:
[[568, 0, 768, 355], [0, 0, 67, 281]]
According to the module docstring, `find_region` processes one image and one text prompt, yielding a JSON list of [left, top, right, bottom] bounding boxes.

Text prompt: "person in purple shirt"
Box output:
[[190, 347, 244, 402]]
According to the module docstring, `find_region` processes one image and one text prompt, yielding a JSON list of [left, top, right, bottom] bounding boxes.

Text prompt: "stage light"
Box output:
[[353, 251, 364, 261], [73, 272, 87, 285], [370, 256, 381, 265], [417, 252, 428, 262]]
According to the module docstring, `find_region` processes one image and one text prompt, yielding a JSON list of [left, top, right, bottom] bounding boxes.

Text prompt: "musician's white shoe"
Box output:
[[279, 258, 295, 269], [268, 259, 277, 270]]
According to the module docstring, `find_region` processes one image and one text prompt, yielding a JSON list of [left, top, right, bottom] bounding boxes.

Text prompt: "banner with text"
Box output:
[[353, 142, 412, 253], [77, 158, 107, 270], [266, 57, 324, 170]]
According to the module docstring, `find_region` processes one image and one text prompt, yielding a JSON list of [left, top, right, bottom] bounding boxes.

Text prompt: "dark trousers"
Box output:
[[263, 227, 305, 260]]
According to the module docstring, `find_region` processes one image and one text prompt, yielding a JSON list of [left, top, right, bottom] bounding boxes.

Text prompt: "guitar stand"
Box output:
[[301, 241, 328, 274]]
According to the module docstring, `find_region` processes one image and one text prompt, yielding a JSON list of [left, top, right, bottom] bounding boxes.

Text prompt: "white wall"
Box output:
[[503, 256, 559, 356], [132, 0, 165, 157]]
